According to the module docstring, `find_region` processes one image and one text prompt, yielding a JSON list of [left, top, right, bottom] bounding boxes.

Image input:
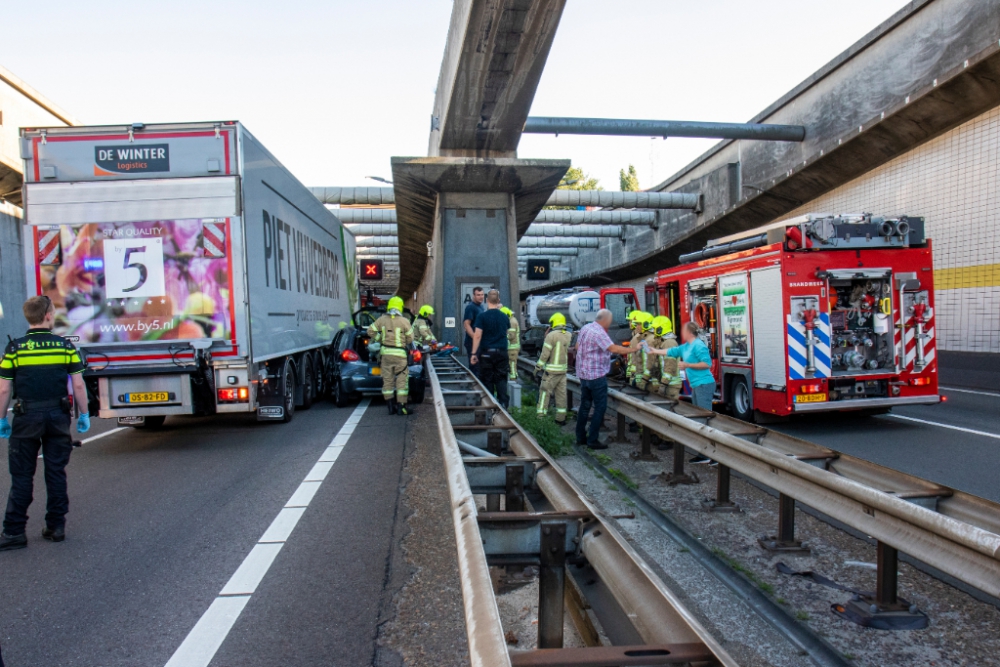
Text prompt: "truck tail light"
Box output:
[[800, 384, 822, 394], [342, 350, 360, 362], [909, 377, 931, 386], [411, 350, 423, 363], [218, 388, 249, 403]]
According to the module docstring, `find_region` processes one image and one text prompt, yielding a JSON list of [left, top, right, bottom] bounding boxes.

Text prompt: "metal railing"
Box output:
[[428, 355, 737, 666], [516, 356, 1000, 625]]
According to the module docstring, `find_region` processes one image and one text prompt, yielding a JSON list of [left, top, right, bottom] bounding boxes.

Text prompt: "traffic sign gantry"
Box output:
[[360, 258, 384, 281]]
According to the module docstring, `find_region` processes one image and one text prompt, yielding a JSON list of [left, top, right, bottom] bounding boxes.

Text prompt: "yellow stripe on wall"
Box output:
[[935, 263, 1000, 290]]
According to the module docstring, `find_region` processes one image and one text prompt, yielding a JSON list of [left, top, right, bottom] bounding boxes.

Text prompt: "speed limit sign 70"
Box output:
[[103, 237, 167, 298]]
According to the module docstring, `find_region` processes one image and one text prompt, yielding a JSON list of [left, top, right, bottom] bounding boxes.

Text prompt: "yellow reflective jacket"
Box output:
[[368, 314, 414, 357], [536, 327, 571, 374], [412, 317, 434, 344], [507, 315, 521, 351]]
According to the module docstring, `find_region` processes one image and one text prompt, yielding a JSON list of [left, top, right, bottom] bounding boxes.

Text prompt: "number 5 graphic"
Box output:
[[121, 246, 149, 292]]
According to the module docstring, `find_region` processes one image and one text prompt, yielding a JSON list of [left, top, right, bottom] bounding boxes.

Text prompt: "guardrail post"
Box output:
[[609, 412, 628, 443], [538, 520, 567, 649], [877, 541, 898, 607], [657, 442, 699, 485], [630, 425, 660, 461], [487, 430, 503, 512], [758, 494, 809, 553], [832, 541, 928, 629], [702, 464, 740, 512], [506, 464, 525, 512]]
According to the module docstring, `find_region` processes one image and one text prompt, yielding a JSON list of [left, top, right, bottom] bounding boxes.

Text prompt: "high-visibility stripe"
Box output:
[[11, 355, 77, 367], [382, 348, 407, 357]]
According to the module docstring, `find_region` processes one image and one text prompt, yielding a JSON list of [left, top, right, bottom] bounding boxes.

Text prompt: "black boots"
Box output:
[[42, 526, 65, 542], [387, 399, 398, 415], [398, 402, 413, 416], [0, 532, 27, 551]]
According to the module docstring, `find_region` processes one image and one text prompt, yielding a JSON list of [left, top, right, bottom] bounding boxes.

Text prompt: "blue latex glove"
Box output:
[[76, 413, 91, 434], [0, 417, 10, 439]]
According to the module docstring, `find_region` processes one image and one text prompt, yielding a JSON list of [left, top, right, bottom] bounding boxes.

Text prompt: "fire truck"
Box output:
[[652, 214, 940, 421]]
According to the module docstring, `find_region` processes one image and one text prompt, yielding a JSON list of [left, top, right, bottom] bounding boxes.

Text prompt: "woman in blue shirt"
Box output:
[[644, 321, 716, 411]]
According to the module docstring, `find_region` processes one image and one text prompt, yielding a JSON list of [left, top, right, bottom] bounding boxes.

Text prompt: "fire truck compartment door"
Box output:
[[824, 269, 891, 280], [24, 176, 240, 226], [750, 267, 786, 389]]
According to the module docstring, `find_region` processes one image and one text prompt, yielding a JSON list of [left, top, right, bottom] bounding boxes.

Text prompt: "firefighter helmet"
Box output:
[[418, 304, 435, 317], [500, 306, 513, 317], [652, 315, 673, 337], [387, 296, 405, 313], [549, 312, 567, 328], [627, 309, 642, 331], [639, 312, 655, 332]]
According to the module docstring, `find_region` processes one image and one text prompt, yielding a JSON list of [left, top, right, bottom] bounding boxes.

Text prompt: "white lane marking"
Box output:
[[219, 543, 284, 595], [887, 414, 1000, 440], [304, 460, 335, 481], [40, 426, 128, 457], [163, 596, 250, 667], [318, 446, 344, 463], [939, 386, 1000, 398], [285, 481, 322, 507], [258, 507, 306, 544], [164, 399, 370, 667]]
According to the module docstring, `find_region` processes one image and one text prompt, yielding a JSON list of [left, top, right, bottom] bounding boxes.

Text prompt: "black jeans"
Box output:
[[4, 409, 73, 536], [476, 349, 509, 408], [575, 377, 609, 445]]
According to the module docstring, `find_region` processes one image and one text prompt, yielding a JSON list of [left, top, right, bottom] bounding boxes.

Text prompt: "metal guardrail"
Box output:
[[515, 356, 1000, 627], [428, 356, 737, 666]]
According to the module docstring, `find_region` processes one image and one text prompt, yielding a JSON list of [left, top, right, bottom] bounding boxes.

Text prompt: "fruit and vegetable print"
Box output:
[[38, 219, 234, 343]]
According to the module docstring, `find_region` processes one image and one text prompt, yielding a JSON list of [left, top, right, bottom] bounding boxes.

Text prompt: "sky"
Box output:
[[2, 0, 910, 191]]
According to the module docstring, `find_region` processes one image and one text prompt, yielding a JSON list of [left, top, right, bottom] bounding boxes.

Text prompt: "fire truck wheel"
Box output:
[[731, 377, 753, 422]]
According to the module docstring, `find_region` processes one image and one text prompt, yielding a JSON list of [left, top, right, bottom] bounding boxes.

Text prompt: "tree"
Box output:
[[619, 164, 640, 192]]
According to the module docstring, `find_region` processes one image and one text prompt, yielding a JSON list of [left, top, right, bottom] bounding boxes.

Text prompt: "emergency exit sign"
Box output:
[[526, 259, 550, 281], [360, 259, 383, 281]]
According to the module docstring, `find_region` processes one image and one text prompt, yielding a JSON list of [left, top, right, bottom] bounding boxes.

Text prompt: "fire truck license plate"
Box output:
[[795, 393, 827, 403], [126, 392, 169, 403], [371, 367, 381, 376]]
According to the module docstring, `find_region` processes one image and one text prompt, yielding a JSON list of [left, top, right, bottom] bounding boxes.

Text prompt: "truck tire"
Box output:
[[313, 351, 327, 400], [300, 354, 315, 411], [281, 360, 296, 423], [730, 377, 753, 422]]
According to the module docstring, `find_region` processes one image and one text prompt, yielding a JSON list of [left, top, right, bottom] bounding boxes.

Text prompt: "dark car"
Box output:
[[326, 308, 426, 407]]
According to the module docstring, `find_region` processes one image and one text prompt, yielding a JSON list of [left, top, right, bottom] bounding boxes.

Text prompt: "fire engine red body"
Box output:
[[653, 214, 940, 420]]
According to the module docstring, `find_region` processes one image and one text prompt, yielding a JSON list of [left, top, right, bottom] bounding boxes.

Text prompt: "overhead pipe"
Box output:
[[524, 116, 806, 142], [525, 223, 622, 238], [546, 189, 698, 209], [518, 237, 600, 249], [311, 187, 394, 205], [345, 223, 397, 236], [332, 208, 397, 223], [355, 236, 399, 248], [518, 248, 579, 256], [356, 247, 399, 257], [534, 210, 656, 225]]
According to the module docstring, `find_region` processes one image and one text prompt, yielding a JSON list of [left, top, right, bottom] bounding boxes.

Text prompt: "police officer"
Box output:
[[368, 297, 415, 416], [413, 305, 436, 347], [501, 307, 520, 381], [535, 313, 572, 425], [0, 296, 90, 551]]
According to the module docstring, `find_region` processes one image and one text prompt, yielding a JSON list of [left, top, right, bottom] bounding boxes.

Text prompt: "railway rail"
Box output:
[[515, 355, 1000, 628]]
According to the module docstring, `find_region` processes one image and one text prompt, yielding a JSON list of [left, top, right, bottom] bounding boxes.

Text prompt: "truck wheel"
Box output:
[[281, 360, 296, 423], [314, 351, 327, 399], [731, 378, 753, 422], [300, 355, 315, 411]]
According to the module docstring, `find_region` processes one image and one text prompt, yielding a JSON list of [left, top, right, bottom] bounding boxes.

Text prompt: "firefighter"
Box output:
[[0, 296, 91, 551], [624, 311, 647, 383], [367, 296, 415, 415], [631, 314, 658, 390], [502, 306, 520, 381], [413, 305, 436, 347], [628, 313, 654, 387], [534, 313, 572, 425], [651, 316, 682, 399]]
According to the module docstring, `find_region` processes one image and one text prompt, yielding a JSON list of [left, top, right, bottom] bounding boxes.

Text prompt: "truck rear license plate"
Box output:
[[795, 393, 827, 403], [371, 367, 381, 376], [117, 416, 145, 426], [258, 406, 284, 417], [126, 392, 169, 403]]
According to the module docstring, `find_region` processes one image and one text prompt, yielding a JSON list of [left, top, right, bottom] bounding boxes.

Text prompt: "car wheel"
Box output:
[[332, 378, 352, 408], [300, 355, 316, 410], [281, 360, 296, 423], [408, 377, 426, 405], [134, 415, 166, 429], [731, 377, 753, 422]]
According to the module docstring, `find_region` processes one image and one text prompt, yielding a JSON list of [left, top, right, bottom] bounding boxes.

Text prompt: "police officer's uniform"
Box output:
[[1, 329, 85, 539], [368, 311, 414, 414], [535, 326, 572, 424]]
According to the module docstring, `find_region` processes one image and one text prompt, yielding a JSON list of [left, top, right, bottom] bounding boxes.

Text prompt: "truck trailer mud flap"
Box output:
[[257, 406, 285, 420]]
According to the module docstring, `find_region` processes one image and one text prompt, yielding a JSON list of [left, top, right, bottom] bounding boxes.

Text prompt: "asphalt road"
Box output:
[[768, 386, 1000, 503], [0, 399, 411, 667]]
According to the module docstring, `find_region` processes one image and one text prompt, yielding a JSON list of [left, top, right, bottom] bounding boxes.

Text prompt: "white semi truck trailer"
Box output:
[[19, 121, 357, 426]]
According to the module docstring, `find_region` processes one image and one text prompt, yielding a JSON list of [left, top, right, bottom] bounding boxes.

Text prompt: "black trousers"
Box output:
[[4, 409, 73, 536], [476, 349, 509, 408]]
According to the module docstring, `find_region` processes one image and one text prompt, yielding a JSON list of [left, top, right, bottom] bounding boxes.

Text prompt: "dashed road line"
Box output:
[[887, 413, 1000, 440], [164, 400, 370, 667], [939, 386, 1000, 398]]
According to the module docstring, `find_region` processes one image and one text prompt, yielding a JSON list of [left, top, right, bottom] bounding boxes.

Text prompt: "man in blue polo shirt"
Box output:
[[470, 290, 510, 407], [463, 287, 486, 373]]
